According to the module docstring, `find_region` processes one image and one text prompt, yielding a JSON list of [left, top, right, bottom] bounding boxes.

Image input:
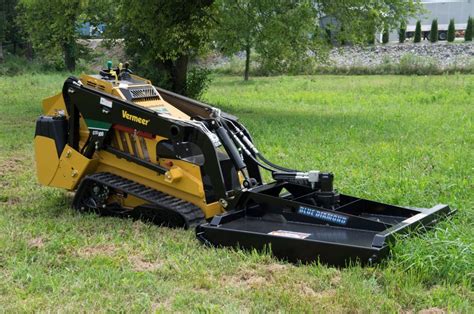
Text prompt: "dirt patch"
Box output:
[[28, 237, 45, 248], [315, 288, 336, 299], [222, 269, 268, 289], [418, 308, 446, 314], [0, 157, 26, 177], [243, 274, 267, 287], [128, 255, 163, 272], [298, 283, 318, 297], [221, 264, 290, 289], [330, 274, 342, 286], [77, 244, 118, 258], [151, 298, 173, 312], [265, 263, 291, 274], [0, 195, 21, 205], [297, 284, 336, 299]]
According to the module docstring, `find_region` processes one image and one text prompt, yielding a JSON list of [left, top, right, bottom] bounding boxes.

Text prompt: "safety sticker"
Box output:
[[298, 206, 348, 225], [268, 230, 311, 239], [151, 106, 170, 115], [100, 97, 113, 108]]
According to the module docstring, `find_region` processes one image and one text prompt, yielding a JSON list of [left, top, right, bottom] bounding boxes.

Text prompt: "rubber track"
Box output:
[[78, 172, 205, 228]]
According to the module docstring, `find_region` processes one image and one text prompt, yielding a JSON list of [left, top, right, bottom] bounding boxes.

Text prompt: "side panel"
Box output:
[[35, 136, 60, 186], [49, 145, 99, 190]]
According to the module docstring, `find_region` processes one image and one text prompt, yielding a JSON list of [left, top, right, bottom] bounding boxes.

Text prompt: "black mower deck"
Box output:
[[196, 182, 454, 266]]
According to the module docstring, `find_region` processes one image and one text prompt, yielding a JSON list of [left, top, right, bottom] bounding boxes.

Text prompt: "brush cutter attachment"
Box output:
[[196, 180, 453, 266]]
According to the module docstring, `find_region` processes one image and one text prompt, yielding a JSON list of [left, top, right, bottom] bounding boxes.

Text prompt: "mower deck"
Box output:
[[197, 182, 453, 266]]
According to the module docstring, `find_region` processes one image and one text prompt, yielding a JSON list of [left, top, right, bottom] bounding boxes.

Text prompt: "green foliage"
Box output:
[[366, 25, 376, 45], [0, 53, 92, 76], [414, 21, 422, 43], [465, 16, 473, 41], [382, 26, 389, 44], [447, 19, 456, 42], [320, 1, 421, 44], [399, 21, 406, 43], [18, 0, 109, 71], [108, 0, 214, 95], [0, 1, 5, 42], [185, 67, 212, 100], [2, 0, 27, 56], [213, 0, 322, 80], [213, 0, 421, 79], [429, 19, 438, 43], [0, 0, 5, 62]]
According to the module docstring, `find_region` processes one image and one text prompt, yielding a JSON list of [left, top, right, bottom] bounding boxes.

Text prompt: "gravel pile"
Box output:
[[329, 42, 474, 68]]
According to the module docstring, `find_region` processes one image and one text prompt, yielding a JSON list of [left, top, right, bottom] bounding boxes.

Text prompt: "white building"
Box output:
[[390, 0, 474, 41]]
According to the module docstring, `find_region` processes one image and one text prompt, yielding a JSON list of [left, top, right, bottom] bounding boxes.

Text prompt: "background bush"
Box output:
[[465, 17, 473, 41], [399, 21, 406, 43], [429, 19, 438, 43], [448, 19, 455, 42], [414, 21, 422, 43]]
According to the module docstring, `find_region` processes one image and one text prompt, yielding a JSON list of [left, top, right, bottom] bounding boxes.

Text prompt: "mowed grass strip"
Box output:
[[0, 74, 472, 312]]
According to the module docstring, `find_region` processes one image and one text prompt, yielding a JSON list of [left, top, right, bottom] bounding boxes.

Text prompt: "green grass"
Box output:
[[0, 73, 473, 312]]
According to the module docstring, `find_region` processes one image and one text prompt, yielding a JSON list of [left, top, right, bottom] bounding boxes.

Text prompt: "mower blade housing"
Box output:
[[196, 182, 454, 266]]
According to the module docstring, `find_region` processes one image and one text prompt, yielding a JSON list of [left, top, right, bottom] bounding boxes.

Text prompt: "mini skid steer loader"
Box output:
[[34, 63, 454, 266]]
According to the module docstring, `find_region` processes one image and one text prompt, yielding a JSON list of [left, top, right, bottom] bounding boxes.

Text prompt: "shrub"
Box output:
[[430, 19, 438, 42], [448, 19, 455, 42], [366, 24, 375, 45], [185, 67, 212, 100], [414, 21, 422, 43], [465, 16, 473, 41], [382, 27, 389, 44], [399, 21, 406, 43], [0, 54, 80, 76]]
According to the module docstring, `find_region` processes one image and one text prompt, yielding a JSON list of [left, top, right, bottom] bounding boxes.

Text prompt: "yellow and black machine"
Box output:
[[34, 62, 454, 265]]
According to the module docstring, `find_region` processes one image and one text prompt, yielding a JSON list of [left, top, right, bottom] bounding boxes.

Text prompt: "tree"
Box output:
[[19, 0, 108, 71], [0, 0, 5, 62], [213, 0, 320, 80], [447, 19, 455, 42], [382, 26, 389, 44], [430, 19, 438, 43], [399, 21, 406, 43], [4, 0, 26, 56], [108, 0, 214, 95], [214, 0, 420, 79], [465, 16, 473, 42], [414, 20, 422, 43]]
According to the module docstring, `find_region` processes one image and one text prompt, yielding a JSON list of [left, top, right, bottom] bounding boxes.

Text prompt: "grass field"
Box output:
[[0, 73, 472, 312]]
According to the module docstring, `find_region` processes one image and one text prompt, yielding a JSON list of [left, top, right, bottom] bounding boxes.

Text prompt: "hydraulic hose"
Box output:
[[214, 126, 249, 179], [223, 118, 299, 173], [226, 126, 276, 172]]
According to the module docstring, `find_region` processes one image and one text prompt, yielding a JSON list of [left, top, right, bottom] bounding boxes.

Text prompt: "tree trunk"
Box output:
[[62, 41, 75, 72], [244, 44, 250, 81], [25, 42, 33, 60], [171, 55, 188, 95], [0, 42, 4, 63], [153, 56, 189, 95]]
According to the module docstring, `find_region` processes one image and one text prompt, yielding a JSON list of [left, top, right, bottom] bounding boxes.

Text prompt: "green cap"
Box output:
[[107, 60, 112, 70]]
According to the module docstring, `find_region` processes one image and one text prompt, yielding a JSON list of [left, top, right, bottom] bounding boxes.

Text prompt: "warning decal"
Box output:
[[100, 97, 113, 108], [268, 230, 311, 239]]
